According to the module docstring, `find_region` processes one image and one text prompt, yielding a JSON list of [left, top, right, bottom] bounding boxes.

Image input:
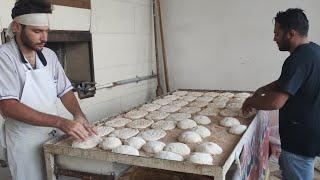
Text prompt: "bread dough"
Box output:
[[159, 104, 181, 113], [193, 115, 211, 125], [192, 126, 211, 138], [229, 124, 247, 135], [181, 96, 197, 102], [139, 103, 161, 112], [124, 136, 146, 150], [151, 120, 176, 130], [188, 101, 208, 108], [195, 142, 223, 155], [96, 125, 115, 137], [179, 107, 201, 114], [187, 91, 203, 97], [188, 152, 213, 165], [72, 135, 102, 149], [154, 151, 184, 161], [142, 141, 165, 153], [112, 145, 139, 156], [172, 91, 188, 96], [125, 109, 148, 119], [145, 111, 170, 120], [165, 113, 191, 121], [164, 142, 191, 156], [220, 117, 240, 127], [207, 101, 227, 109], [141, 129, 167, 141], [153, 98, 172, 106], [177, 119, 197, 129], [170, 100, 189, 107], [196, 96, 214, 102], [219, 109, 238, 117], [99, 137, 122, 150], [163, 95, 179, 101], [198, 108, 220, 116], [104, 117, 132, 128], [226, 102, 242, 111], [110, 128, 139, 140], [178, 131, 202, 144], [126, 119, 154, 129]]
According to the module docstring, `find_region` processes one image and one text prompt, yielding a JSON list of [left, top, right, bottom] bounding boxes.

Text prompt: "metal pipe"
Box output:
[[96, 74, 157, 90]]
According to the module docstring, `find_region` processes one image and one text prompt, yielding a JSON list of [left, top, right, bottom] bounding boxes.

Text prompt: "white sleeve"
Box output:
[[0, 51, 20, 100]]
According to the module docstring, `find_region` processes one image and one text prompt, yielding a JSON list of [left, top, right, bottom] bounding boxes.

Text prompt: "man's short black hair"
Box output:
[[11, 0, 53, 19], [274, 8, 309, 36]]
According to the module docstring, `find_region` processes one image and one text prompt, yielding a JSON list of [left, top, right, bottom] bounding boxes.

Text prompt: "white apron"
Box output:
[[5, 62, 59, 180]]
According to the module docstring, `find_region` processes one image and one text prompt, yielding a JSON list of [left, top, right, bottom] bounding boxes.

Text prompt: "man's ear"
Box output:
[[287, 29, 296, 40], [11, 21, 22, 34]]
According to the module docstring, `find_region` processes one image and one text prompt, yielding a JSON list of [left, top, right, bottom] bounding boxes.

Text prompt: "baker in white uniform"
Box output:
[[0, 0, 96, 179]]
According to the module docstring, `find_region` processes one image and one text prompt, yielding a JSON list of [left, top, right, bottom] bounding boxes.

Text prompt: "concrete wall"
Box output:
[[160, 0, 320, 91], [0, 0, 157, 123]]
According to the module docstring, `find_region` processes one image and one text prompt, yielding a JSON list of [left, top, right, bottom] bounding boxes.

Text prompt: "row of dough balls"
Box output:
[[73, 133, 223, 165], [102, 111, 212, 130], [219, 117, 248, 135]]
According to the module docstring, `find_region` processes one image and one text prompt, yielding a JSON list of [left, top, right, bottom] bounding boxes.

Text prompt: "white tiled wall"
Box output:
[[77, 0, 156, 122]]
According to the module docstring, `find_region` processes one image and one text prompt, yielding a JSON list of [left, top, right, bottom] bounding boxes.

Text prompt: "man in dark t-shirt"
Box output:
[[242, 8, 320, 180]]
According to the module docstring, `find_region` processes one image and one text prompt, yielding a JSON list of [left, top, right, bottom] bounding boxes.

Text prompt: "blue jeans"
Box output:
[[279, 150, 314, 180]]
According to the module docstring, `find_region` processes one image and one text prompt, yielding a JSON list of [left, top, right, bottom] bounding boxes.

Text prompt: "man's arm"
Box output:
[[242, 91, 289, 113], [253, 80, 279, 97], [60, 91, 96, 135], [0, 99, 90, 140]]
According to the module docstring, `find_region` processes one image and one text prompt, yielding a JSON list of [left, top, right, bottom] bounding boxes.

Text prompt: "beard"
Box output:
[[20, 29, 46, 52], [277, 35, 290, 51]]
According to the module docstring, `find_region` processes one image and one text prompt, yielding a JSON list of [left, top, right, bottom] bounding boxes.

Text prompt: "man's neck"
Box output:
[[289, 37, 310, 53], [15, 36, 36, 62]]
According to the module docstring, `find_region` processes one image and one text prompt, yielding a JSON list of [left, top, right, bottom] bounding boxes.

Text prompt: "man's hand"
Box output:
[[242, 97, 254, 115], [58, 119, 90, 140], [74, 115, 97, 136]]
